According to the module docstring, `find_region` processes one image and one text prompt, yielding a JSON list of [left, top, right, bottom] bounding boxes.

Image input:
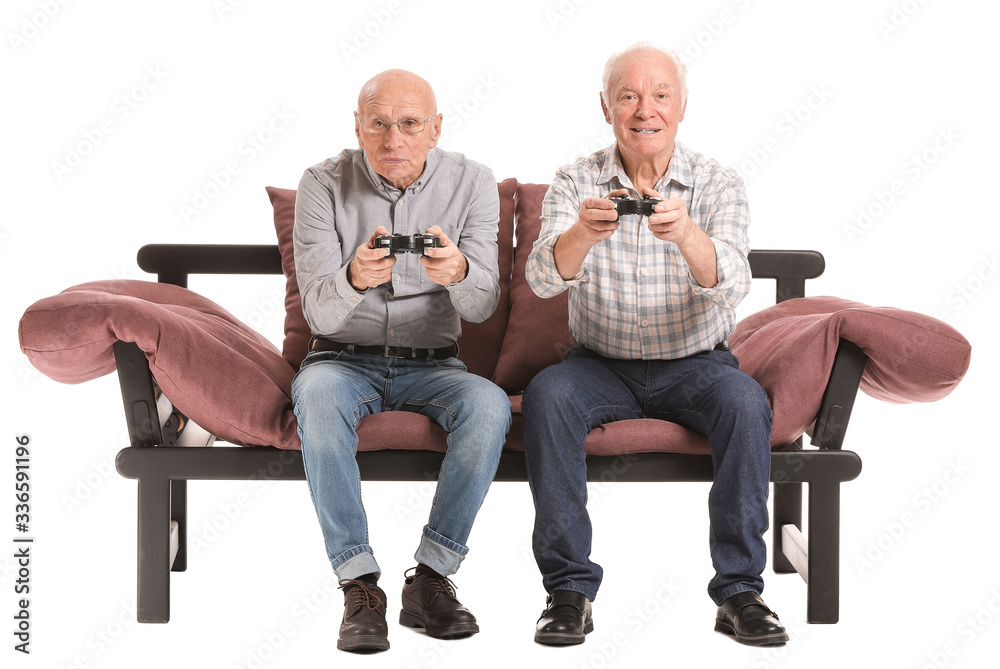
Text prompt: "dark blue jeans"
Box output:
[[522, 344, 772, 605]]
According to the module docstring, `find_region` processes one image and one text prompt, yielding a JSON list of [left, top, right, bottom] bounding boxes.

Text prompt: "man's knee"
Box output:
[[522, 362, 577, 416]]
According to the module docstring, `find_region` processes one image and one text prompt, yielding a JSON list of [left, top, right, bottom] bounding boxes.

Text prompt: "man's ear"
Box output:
[[428, 113, 442, 148], [355, 114, 363, 147], [679, 97, 687, 123], [601, 93, 611, 124]]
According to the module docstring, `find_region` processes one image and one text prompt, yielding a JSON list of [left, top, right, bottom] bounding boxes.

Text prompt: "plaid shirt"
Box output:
[[526, 141, 751, 360]]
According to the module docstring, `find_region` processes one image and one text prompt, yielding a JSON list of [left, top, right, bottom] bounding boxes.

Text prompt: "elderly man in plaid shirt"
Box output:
[[522, 42, 788, 648]]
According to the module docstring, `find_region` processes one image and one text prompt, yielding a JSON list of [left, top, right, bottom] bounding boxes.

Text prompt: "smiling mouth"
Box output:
[[631, 128, 661, 134]]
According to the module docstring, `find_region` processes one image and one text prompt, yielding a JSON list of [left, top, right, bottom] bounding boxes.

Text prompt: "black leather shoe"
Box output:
[[399, 566, 479, 639], [337, 578, 389, 653], [534, 590, 594, 645], [715, 591, 789, 646]]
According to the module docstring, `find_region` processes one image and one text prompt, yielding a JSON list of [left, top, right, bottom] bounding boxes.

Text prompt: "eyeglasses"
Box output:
[[355, 112, 439, 135]]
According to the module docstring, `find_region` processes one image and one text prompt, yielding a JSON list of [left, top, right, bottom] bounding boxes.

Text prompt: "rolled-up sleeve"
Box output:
[[526, 170, 588, 299], [688, 175, 752, 311]]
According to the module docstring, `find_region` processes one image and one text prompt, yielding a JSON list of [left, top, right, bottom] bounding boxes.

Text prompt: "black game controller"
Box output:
[[374, 232, 443, 256], [609, 194, 661, 218]]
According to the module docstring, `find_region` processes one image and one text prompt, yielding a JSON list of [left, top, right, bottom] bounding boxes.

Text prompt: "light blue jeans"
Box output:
[[291, 349, 510, 581]]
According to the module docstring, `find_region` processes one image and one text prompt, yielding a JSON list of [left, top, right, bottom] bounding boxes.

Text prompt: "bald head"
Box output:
[[357, 69, 437, 118]]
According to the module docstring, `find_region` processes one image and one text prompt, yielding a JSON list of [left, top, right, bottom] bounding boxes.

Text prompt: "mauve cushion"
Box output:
[[266, 186, 310, 371], [18, 280, 300, 449], [265, 180, 517, 380], [731, 296, 972, 446], [492, 182, 576, 394], [507, 395, 710, 455]]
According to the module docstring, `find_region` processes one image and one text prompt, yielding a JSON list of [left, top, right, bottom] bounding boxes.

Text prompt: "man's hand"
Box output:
[[551, 188, 628, 280], [348, 226, 397, 291], [643, 187, 719, 288], [420, 225, 468, 285], [574, 187, 628, 244], [645, 187, 698, 247]]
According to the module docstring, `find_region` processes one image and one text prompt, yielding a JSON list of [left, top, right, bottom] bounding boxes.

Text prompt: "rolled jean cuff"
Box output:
[[333, 546, 381, 582], [711, 583, 761, 607], [414, 525, 469, 577]]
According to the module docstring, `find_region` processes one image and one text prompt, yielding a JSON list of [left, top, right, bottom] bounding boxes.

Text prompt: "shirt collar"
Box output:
[[362, 147, 438, 194], [597, 140, 694, 193]]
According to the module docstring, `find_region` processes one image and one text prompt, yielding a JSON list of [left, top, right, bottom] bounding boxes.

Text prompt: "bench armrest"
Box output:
[[748, 250, 825, 302], [137, 244, 282, 288]]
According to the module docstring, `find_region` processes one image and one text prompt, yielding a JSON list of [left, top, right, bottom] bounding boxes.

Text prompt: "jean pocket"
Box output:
[[299, 350, 345, 369]]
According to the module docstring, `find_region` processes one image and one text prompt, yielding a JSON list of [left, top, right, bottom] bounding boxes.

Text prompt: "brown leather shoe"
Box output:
[[534, 590, 593, 645], [715, 591, 789, 646], [399, 566, 479, 639], [337, 578, 389, 653]]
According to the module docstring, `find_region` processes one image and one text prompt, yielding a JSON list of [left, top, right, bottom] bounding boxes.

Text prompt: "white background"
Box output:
[[3, 0, 998, 667]]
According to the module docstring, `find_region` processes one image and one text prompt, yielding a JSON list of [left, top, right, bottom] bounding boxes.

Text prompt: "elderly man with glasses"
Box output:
[[291, 69, 510, 653]]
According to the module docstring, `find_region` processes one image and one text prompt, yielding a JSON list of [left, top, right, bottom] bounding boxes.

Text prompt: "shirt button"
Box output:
[[640, 268, 651, 277], [394, 274, 402, 281], [389, 329, 395, 335], [641, 319, 649, 327]]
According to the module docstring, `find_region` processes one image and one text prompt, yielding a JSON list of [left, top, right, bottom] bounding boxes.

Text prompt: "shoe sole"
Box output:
[[714, 621, 789, 647], [399, 610, 480, 639], [337, 635, 390, 653], [534, 620, 594, 646]]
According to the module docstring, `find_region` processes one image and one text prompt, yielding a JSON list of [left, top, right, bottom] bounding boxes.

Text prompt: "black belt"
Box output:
[[309, 337, 458, 360], [714, 341, 730, 352]]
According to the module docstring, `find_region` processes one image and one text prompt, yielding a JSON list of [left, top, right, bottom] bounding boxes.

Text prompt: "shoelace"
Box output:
[[405, 567, 459, 601], [338, 579, 384, 610]]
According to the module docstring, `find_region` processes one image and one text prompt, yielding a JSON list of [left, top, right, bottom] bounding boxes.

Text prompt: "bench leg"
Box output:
[[136, 478, 171, 623], [806, 481, 840, 623], [170, 480, 187, 572], [772, 481, 801, 574]]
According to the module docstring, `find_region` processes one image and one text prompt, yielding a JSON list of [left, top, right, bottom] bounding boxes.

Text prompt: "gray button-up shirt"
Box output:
[[293, 147, 501, 349]]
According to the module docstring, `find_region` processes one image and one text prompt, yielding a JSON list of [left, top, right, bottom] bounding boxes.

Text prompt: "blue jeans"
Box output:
[[291, 349, 510, 581], [522, 344, 772, 605]]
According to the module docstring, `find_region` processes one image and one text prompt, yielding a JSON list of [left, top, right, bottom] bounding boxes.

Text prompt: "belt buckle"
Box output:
[[384, 345, 410, 359]]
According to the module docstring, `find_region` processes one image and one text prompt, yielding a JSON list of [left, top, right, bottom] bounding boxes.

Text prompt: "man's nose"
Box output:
[[383, 124, 406, 146]]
